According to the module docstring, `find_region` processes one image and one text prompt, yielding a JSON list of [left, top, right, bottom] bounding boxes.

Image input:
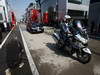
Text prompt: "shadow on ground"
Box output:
[[92, 50, 100, 56], [0, 25, 32, 75], [46, 43, 86, 64]]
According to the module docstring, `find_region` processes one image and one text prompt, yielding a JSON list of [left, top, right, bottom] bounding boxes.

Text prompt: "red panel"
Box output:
[[43, 12, 48, 23], [11, 12, 15, 25]]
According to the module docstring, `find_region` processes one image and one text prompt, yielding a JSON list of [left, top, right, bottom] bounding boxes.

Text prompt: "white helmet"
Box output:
[[64, 15, 71, 19]]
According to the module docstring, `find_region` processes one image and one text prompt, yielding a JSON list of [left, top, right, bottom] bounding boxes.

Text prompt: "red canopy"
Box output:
[[43, 12, 48, 23]]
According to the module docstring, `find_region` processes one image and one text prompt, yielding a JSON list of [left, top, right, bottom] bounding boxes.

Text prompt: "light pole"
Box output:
[[35, 0, 42, 23], [56, 0, 59, 26]]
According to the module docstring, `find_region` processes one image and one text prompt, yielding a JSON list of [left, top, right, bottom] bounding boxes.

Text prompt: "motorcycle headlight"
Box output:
[[82, 39, 88, 44]]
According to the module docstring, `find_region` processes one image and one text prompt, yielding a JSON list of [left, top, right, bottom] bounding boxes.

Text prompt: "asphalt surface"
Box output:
[[20, 23, 100, 75], [0, 31, 9, 43], [0, 25, 32, 75]]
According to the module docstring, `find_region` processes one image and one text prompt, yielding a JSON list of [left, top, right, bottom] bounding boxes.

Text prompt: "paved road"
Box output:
[[20, 24, 100, 75], [0, 25, 32, 75], [0, 31, 9, 43]]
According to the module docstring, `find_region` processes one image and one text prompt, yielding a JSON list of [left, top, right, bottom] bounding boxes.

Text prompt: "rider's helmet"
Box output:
[[64, 15, 71, 23], [64, 15, 71, 19]]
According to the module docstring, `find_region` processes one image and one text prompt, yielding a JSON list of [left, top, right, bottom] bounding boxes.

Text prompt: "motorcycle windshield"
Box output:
[[76, 21, 83, 30]]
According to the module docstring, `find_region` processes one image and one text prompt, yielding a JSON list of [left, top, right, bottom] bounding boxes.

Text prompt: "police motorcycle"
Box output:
[[52, 16, 91, 63]]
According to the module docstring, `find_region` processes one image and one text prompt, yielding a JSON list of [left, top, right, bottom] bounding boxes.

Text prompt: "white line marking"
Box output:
[[0, 28, 14, 49], [19, 25, 39, 75]]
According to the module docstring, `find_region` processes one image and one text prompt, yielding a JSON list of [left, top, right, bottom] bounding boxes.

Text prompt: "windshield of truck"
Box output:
[[0, 13, 3, 21]]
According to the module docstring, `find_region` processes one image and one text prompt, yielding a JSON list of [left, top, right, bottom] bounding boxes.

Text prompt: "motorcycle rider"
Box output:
[[60, 15, 73, 40], [60, 15, 85, 45], [60, 15, 84, 38], [58, 15, 74, 48]]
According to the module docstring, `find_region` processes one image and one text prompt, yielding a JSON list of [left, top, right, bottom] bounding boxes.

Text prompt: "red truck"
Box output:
[[26, 9, 44, 33]]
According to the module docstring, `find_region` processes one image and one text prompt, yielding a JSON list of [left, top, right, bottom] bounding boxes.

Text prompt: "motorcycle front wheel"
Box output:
[[76, 50, 91, 64], [56, 39, 64, 49]]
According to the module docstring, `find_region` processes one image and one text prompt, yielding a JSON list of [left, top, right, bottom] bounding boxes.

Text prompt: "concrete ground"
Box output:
[[20, 24, 100, 75]]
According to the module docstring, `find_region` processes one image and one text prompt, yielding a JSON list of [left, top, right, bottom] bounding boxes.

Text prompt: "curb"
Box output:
[[19, 25, 39, 75]]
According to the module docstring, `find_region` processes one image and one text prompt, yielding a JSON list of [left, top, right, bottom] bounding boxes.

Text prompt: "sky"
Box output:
[[9, 0, 35, 20]]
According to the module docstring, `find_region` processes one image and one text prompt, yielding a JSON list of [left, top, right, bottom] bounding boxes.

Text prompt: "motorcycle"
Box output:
[[52, 21, 91, 63]]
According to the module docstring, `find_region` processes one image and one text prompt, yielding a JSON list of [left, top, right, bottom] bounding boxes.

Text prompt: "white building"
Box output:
[[40, 0, 90, 20], [0, 0, 9, 22], [0, 0, 11, 30]]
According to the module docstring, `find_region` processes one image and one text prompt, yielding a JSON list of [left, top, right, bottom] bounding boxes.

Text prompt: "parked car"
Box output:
[[26, 23, 44, 33]]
